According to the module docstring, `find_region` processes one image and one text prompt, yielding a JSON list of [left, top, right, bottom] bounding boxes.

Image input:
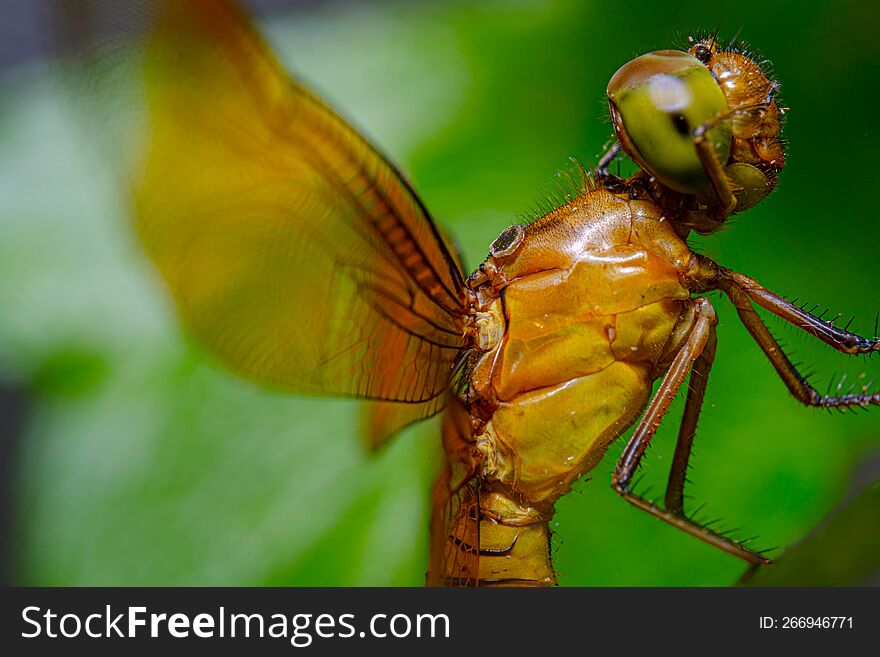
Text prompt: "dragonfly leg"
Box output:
[[611, 297, 771, 565], [692, 126, 736, 214], [595, 142, 629, 192], [721, 267, 880, 357], [723, 283, 880, 409], [687, 255, 880, 407], [596, 142, 622, 176], [692, 103, 772, 215], [663, 316, 716, 516]]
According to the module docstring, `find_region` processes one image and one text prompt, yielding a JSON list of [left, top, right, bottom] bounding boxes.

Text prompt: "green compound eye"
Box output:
[[608, 50, 731, 194]]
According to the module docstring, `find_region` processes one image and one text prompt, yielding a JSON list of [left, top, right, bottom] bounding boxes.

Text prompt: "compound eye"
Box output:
[[607, 50, 731, 194]]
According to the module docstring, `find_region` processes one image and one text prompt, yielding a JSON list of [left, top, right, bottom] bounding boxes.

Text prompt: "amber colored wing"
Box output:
[[431, 479, 481, 587], [61, 1, 469, 443], [428, 463, 481, 587], [428, 396, 480, 586]]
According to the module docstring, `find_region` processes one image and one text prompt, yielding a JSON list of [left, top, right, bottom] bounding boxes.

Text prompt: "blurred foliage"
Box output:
[[744, 476, 880, 586], [1, 0, 879, 586]]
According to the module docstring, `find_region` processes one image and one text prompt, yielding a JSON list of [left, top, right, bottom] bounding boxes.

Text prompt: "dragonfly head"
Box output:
[[607, 35, 785, 225]]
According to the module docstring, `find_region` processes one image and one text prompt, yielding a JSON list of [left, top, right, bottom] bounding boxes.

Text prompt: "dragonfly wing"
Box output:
[[428, 396, 480, 586], [429, 472, 481, 587], [363, 398, 445, 450], [61, 1, 469, 427]]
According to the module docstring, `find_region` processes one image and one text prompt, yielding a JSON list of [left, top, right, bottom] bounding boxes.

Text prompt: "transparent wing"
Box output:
[[60, 0, 469, 438]]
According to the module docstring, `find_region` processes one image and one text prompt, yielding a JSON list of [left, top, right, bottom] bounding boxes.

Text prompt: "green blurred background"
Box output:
[[1, 0, 879, 586]]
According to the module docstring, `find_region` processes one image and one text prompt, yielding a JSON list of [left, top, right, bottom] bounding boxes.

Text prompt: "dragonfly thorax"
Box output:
[[462, 187, 695, 504]]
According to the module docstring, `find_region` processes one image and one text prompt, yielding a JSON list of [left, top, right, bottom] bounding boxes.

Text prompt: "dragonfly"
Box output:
[[62, 0, 880, 586]]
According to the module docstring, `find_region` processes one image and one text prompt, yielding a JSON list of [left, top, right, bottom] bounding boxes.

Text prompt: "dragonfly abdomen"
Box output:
[[443, 485, 556, 587]]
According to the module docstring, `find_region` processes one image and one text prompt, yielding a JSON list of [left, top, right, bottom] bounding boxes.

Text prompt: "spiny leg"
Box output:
[[721, 267, 880, 356], [686, 254, 880, 406], [664, 322, 717, 516], [661, 318, 769, 564], [724, 284, 880, 409], [611, 297, 770, 565]]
